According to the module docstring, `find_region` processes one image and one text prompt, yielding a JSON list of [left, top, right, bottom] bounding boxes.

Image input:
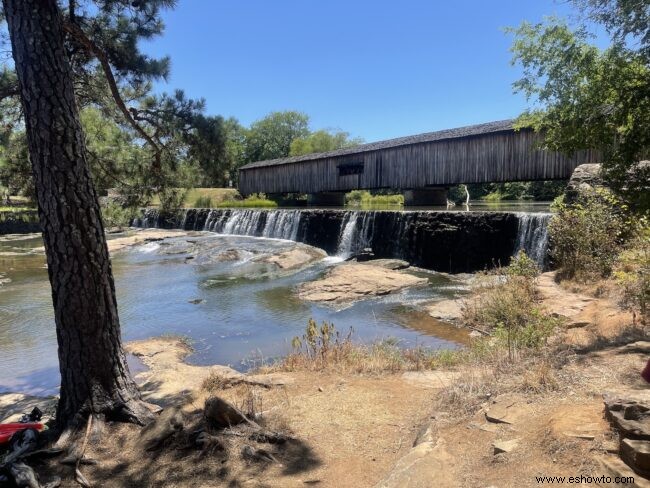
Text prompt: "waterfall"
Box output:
[[132, 207, 551, 273], [336, 211, 376, 258], [197, 209, 303, 240], [514, 213, 551, 267], [337, 212, 358, 257]]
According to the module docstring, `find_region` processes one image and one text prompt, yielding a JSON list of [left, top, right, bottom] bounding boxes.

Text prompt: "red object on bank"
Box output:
[[642, 359, 650, 383], [0, 422, 44, 445]]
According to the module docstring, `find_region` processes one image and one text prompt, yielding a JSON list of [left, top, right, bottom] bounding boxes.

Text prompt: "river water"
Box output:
[[0, 231, 469, 395]]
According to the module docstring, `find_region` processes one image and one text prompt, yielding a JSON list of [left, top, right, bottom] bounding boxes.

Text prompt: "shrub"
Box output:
[[158, 187, 188, 214], [270, 319, 460, 373], [345, 190, 403, 206], [615, 219, 650, 324], [101, 201, 138, 228], [462, 251, 559, 360], [548, 189, 626, 281], [217, 193, 277, 208], [194, 195, 213, 208]]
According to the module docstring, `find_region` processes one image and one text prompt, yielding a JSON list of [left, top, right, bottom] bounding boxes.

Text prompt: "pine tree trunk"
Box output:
[[2, 0, 152, 429]]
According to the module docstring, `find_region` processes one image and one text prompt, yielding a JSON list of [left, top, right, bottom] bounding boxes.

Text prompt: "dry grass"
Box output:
[[260, 320, 463, 374]]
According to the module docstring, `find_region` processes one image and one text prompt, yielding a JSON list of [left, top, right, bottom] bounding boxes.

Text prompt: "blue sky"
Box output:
[[142, 0, 593, 142]]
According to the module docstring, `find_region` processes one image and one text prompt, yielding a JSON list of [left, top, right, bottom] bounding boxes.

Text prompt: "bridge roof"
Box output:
[[240, 119, 515, 170]]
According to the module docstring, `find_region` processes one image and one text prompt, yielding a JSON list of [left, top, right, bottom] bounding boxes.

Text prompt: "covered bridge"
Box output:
[[238, 120, 600, 205]]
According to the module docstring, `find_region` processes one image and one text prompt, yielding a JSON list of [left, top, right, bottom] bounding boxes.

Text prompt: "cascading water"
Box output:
[[513, 212, 551, 267], [337, 212, 358, 257], [199, 209, 302, 241], [132, 207, 551, 272]]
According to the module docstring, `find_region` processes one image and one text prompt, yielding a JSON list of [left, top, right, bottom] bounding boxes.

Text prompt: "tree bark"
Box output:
[[2, 0, 152, 429]]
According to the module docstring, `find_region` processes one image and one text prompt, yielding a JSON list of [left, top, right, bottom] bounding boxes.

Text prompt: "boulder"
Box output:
[[565, 163, 603, 204]]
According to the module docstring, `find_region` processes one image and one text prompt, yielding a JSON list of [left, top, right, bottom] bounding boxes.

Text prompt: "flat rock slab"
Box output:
[[423, 299, 464, 323], [484, 394, 533, 425], [374, 438, 456, 488], [401, 371, 460, 389], [493, 438, 519, 454], [548, 403, 608, 442], [297, 263, 428, 304], [597, 455, 650, 487], [255, 245, 326, 270], [126, 338, 291, 406], [358, 259, 410, 270]]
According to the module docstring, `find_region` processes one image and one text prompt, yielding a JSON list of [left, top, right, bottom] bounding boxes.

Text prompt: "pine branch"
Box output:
[[62, 20, 163, 171]]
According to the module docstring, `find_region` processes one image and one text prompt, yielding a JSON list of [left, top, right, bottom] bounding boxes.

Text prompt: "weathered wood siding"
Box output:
[[238, 129, 600, 195]]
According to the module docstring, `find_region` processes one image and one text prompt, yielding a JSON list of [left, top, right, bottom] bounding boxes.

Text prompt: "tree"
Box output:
[[2, 0, 155, 429], [509, 14, 650, 211], [289, 129, 363, 156], [244, 111, 310, 162]]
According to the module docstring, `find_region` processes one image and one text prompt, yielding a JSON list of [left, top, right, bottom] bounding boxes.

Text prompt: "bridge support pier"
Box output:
[[403, 188, 448, 206], [307, 192, 346, 206]]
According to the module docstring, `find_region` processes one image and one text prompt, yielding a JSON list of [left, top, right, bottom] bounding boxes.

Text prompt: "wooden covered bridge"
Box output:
[[238, 120, 600, 205]]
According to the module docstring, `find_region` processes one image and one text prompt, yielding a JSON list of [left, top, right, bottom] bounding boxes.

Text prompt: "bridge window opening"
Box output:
[[338, 162, 364, 176]]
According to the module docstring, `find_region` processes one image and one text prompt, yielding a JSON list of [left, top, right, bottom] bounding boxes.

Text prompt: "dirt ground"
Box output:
[[30, 338, 450, 487]]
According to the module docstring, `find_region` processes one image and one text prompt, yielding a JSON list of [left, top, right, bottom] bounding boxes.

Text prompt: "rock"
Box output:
[[256, 245, 326, 270], [350, 248, 375, 262], [493, 439, 519, 454], [413, 423, 436, 446], [621, 438, 650, 474], [597, 454, 650, 487], [297, 263, 428, 304], [401, 371, 460, 389], [139, 407, 184, 451], [359, 259, 410, 270], [469, 422, 499, 433], [484, 394, 531, 425], [423, 299, 463, 323], [374, 437, 456, 488], [204, 396, 248, 428], [604, 398, 650, 441], [565, 163, 604, 204]]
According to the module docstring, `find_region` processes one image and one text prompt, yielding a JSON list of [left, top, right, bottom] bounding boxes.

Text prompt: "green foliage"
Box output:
[[289, 129, 363, 156], [100, 201, 138, 228], [244, 111, 310, 162], [193, 195, 213, 208], [548, 188, 626, 281], [508, 16, 650, 211], [217, 193, 277, 208], [0, 131, 32, 198], [345, 190, 403, 206], [463, 252, 558, 360], [506, 250, 541, 280], [615, 219, 650, 324], [158, 187, 188, 214]]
